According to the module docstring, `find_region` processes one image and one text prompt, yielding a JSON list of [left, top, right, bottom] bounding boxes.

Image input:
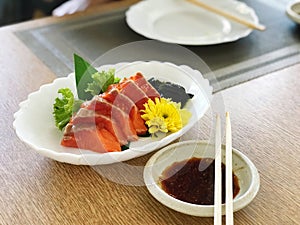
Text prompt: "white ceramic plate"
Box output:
[[13, 61, 212, 165], [144, 140, 260, 217], [286, 1, 300, 24], [126, 0, 260, 45]]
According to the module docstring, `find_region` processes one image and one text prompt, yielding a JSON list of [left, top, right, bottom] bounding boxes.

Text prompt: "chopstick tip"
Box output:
[[257, 24, 266, 31]]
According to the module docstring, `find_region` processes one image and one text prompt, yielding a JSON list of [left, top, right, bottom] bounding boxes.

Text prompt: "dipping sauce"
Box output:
[[159, 157, 240, 205]]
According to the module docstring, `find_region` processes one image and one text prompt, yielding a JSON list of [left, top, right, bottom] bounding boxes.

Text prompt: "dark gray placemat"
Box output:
[[15, 0, 300, 92]]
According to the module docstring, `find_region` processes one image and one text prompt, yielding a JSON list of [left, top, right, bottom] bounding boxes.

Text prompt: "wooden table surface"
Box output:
[[1, 1, 299, 224]]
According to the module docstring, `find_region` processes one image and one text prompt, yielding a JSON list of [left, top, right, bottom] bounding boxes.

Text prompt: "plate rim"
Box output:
[[143, 140, 260, 217], [125, 0, 259, 45], [13, 61, 213, 165]]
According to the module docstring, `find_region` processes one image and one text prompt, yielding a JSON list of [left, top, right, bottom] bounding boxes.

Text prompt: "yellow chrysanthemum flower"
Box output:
[[141, 97, 191, 136]]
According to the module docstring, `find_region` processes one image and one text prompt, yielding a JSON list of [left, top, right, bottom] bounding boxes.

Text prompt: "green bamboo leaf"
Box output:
[[74, 53, 98, 100]]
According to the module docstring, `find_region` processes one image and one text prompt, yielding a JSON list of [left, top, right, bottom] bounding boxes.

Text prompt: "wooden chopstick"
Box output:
[[226, 112, 233, 225], [186, 0, 266, 31], [214, 114, 222, 225], [214, 113, 234, 225]]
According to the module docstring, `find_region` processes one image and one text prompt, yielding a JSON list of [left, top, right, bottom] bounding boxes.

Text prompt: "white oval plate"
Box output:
[[126, 0, 260, 45], [13, 61, 212, 165], [286, 1, 300, 24], [144, 140, 260, 217]]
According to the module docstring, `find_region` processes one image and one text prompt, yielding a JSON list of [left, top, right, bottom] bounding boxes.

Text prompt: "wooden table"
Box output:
[[1, 1, 299, 224]]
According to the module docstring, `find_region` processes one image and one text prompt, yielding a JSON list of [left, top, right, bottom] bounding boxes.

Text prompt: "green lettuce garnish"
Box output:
[[85, 69, 120, 96], [53, 88, 83, 130], [74, 53, 120, 100], [53, 54, 121, 130]]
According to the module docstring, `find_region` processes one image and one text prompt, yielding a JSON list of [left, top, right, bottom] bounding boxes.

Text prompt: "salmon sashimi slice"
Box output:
[[101, 89, 132, 114], [85, 96, 138, 141], [130, 72, 160, 100], [106, 73, 161, 110], [60, 73, 162, 153], [118, 80, 149, 110], [61, 127, 121, 153], [68, 128, 121, 153], [71, 108, 128, 146], [101, 89, 147, 135], [61, 133, 78, 148]]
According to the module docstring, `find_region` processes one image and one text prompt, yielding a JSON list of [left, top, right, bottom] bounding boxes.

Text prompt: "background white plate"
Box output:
[[126, 0, 259, 45], [13, 61, 212, 165]]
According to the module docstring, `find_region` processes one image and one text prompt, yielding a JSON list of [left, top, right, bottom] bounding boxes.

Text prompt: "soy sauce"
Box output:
[[159, 157, 240, 205]]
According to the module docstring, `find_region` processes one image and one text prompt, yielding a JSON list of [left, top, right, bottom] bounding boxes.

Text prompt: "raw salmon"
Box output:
[[74, 128, 121, 153], [85, 96, 138, 141], [101, 89, 147, 135], [61, 73, 162, 153], [130, 72, 160, 101], [118, 80, 149, 110], [72, 108, 128, 145]]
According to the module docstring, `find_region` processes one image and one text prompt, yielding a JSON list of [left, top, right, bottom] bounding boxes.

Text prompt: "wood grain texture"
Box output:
[[0, 1, 299, 224]]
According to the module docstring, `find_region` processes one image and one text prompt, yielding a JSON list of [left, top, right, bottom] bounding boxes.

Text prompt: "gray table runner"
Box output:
[[16, 0, 300, 92]]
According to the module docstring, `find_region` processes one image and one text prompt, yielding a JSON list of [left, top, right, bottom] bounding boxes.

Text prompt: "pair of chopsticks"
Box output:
[[214, 112, 233, 225], [186, 0, 266, 31]]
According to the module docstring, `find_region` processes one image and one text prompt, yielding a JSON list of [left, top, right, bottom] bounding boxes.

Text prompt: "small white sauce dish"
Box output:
[[143, 140, 260, 217], [286, 1, 300, 24]]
